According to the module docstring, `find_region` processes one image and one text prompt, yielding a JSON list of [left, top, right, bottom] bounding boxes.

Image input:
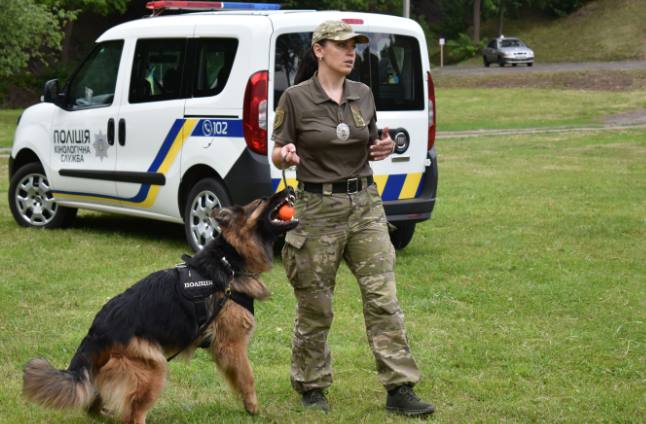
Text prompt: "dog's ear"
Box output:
[[243, 198, 264, 216], [212, 208, 233, 227]]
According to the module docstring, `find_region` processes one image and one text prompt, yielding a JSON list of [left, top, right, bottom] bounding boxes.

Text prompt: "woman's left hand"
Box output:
[[369, 126, 395, 161]]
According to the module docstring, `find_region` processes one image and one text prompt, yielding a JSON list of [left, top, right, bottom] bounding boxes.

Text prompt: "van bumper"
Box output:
[[383, 147, 438, 224], [224, 148, 274, 205]]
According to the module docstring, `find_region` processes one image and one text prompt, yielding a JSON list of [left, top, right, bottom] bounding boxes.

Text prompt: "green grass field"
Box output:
[[436, 86, 646, 131], [1, 96, 644, 422], [0, 110, 21, 149]]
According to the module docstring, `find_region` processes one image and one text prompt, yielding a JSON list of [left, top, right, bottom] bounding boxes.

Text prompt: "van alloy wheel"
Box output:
[[9, 162, 77, 228], [188, 190, 221, 249], [15, 172, 58, 226], [184, 178, 230, 252]]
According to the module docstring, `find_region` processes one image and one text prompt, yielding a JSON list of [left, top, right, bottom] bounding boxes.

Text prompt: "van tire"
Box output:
[[8, 162, 77, 229], [389, 222, 416, 250], [184, 178, 230, 252]]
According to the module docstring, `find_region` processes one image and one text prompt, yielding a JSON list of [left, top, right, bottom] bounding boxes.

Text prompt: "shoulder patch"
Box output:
[[351, 105, 366, 127], [274, 107, 285, 130]]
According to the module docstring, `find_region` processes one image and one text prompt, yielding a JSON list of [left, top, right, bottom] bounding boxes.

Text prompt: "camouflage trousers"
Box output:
[[282, 182, 421, 393]]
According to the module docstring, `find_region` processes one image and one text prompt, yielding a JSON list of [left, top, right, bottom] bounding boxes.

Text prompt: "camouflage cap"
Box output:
[[311, 20, 369, 46]]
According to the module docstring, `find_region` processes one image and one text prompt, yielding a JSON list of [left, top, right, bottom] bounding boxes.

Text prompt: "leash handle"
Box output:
[[280, 154, 296, 206], [281, 156, 292, 190]]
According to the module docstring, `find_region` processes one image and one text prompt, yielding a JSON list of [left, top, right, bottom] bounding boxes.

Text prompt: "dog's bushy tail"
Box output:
[[23, 357, 94, 410]]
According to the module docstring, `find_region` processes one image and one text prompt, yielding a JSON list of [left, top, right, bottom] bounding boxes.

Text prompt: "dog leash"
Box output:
[[281, 156, 292, 190]]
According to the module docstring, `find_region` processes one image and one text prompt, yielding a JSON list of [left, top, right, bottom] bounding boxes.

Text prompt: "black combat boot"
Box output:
[[301, 389, 329, 413], [386, 384, 435, 417]]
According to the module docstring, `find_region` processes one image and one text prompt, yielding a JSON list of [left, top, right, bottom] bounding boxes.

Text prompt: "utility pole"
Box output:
[[403, 0, 410, 18]]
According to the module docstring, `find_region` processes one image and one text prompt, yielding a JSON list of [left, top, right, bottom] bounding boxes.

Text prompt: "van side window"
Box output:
[[129, 39, 186, 103], [193, 38, 238, 97], [67, 41, 123, 110]]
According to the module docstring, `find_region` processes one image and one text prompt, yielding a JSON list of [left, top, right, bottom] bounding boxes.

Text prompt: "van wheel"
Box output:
[[184, 178, 230, 252], [389, 222, 416, 250], [9, 162, 77, 228], [483, 56, 490, 67]]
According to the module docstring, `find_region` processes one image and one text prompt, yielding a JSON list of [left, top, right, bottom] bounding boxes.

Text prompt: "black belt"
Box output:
[[302, 176, 373, 194]]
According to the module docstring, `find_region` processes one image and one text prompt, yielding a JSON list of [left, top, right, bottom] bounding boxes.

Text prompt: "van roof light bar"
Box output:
[[146, 1, 281, 16]]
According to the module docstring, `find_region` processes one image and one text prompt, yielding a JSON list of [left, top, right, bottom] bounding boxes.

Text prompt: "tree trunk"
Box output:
[[62, 20, 74, 65], [498, 0, 505, 37], [473, 0, 481, 43]]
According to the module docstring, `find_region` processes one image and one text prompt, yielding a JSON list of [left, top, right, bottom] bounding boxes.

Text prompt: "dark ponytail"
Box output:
[[294, 40, 326, 85]]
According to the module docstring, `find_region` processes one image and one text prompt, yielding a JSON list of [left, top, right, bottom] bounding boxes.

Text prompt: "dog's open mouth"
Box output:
[[267, 188, 299, 231]]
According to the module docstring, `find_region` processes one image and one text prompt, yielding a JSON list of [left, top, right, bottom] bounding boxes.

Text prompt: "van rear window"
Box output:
[[274, 32, 423, 111]]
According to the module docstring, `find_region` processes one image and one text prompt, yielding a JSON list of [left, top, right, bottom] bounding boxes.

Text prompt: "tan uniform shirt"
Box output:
[[272, 74, 378, 183]]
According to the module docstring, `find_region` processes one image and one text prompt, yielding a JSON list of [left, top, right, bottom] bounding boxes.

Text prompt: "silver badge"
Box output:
[[336, 122, 350, 141]]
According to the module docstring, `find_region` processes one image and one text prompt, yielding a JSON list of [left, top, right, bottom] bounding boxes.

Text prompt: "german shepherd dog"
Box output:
[[23, 189, 298, 423]]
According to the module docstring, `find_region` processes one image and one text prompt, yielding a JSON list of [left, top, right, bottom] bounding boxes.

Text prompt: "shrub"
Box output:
[[446, 33, 485, 63]]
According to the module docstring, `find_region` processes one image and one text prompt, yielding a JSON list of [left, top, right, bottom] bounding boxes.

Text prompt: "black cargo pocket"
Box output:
[[281, 232, 310, 289]]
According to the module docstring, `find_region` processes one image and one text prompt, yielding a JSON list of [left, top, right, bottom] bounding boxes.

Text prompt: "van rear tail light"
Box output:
[[243, 70, 268, 155], [427, 71, 436, 150]]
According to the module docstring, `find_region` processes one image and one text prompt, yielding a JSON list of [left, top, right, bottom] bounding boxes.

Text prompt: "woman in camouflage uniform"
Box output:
[[271, 20, 434, 418]]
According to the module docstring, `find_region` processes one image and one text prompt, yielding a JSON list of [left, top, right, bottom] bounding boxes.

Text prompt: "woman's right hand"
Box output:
[[280, 143, 300, 167]]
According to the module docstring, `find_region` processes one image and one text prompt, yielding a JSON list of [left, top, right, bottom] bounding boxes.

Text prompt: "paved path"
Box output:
[[434, 60, 646, 76], [436, 122, 646, 139]]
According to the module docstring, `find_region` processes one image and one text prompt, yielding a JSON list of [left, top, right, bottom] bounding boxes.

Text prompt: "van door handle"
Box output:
[[107, 118, 115, 145], [118, 118, 126, 146]]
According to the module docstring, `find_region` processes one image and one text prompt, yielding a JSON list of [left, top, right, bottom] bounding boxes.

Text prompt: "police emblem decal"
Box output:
[[274, 108, 285, 130], [93, 130, 110, 160], [336, 122, 350, 141]]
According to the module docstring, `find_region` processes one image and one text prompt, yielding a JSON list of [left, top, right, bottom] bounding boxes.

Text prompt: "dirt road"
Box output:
[[434, 60, 646, 76]]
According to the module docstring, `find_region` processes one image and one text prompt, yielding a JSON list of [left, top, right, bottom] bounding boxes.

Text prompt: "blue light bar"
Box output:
[[221, 2, 281, 9], [146, 1, 281, 13]]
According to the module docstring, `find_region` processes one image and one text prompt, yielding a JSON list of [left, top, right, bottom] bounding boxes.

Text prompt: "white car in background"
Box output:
[[483, 36, 534, 67]]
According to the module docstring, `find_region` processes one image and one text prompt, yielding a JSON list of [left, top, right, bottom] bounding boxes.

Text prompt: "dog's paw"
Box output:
[[244, 399, 258, 415]]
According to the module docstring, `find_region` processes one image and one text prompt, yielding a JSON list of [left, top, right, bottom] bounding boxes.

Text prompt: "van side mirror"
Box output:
[[43, 79, 64, 107]]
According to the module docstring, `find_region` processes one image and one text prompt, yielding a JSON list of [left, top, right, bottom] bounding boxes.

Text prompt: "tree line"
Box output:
[[0, 0, 590, 104]]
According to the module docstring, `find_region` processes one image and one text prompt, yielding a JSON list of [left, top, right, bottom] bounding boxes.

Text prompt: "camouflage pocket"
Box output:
[[285, 231, 306, 249], [282, 231, 310, 289]]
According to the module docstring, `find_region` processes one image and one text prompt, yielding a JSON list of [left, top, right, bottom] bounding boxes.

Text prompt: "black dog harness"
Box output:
[[176, 261, 229, 330], [166, 255, 254, 362]]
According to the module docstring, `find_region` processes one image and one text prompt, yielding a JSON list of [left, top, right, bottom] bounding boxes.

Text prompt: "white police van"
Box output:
[[8, 1, 438, 252]]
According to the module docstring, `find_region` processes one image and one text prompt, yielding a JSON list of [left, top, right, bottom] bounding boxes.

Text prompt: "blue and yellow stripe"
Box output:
[[272, 172, 424, 201], [53, 118, 198, 207]]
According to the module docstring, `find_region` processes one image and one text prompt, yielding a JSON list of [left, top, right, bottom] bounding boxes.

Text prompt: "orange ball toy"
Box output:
[[277, 204, 295, 221]]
